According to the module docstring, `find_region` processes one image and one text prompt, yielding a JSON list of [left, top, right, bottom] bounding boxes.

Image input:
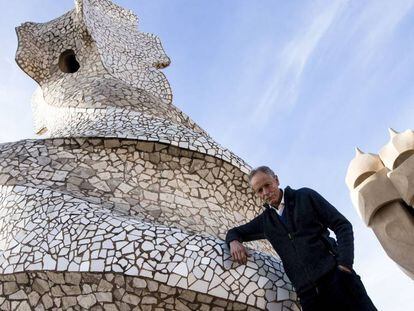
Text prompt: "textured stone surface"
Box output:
[[0, 183, 297, 308], [346, 129, 414, 280], [0, 272, 301, 310], [0, 0, 301, 309], [0, 138, 266, 242]]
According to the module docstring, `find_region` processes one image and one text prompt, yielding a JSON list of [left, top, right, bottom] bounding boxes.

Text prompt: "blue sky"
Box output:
[[1, 0, 413, 309]]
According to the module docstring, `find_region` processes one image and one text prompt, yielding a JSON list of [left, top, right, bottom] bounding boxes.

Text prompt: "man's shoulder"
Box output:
[[284, 186, 317, 198]]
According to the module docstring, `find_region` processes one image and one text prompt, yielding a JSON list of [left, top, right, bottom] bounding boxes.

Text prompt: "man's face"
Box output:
[[250, 171, 281, 206]]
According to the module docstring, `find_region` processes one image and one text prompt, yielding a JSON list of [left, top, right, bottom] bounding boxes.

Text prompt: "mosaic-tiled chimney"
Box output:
[[0, 0, 300, 309]]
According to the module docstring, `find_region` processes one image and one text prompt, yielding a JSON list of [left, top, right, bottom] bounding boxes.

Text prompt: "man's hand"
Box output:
[[230, 240, 249, 264], [338, 264, 353, 274]]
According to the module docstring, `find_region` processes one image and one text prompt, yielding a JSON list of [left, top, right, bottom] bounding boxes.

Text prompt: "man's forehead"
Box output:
[[251, 172, 274, 188]]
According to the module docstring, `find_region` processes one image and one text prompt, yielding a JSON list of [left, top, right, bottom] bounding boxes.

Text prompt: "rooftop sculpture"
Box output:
[[0, 0, 300, 309], [346, 129, 414, 279]]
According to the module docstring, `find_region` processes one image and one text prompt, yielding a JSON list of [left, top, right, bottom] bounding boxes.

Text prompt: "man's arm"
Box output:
[[306, 188, 354, 269], [226, 213, 266, 264]]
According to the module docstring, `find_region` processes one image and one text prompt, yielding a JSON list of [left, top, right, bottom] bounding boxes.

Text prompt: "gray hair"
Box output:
[[248, 166, 277, 182]]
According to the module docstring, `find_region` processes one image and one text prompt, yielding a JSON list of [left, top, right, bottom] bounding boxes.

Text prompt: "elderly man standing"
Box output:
[[226, 166, 376, 311]]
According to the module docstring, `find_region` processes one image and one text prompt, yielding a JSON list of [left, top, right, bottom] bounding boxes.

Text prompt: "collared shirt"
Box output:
[[270, 190, 285, 216]]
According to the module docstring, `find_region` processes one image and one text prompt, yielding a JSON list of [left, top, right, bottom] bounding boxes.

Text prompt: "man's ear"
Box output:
[[274, 175, 280, 185]]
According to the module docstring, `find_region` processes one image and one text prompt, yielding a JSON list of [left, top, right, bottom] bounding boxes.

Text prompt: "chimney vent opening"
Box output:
[[58, 49, 80, 73]]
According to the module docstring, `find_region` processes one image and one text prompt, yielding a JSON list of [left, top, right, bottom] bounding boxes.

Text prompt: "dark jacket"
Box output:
[[225, 186, 354, 294]]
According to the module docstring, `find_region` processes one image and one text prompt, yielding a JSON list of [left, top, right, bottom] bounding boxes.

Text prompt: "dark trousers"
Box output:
[[298, 267, 377, 311]]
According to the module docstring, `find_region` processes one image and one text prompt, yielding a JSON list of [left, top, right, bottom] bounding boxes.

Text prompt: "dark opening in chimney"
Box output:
[[58, 49, 80, 73]]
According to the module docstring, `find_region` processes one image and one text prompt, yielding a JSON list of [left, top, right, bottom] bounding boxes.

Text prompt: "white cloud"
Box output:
[[250, 0, 346, 124], [348, 0, 414, 68]]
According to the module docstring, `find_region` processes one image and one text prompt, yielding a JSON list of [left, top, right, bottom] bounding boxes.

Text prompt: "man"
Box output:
[[226, 166, 376, 311]]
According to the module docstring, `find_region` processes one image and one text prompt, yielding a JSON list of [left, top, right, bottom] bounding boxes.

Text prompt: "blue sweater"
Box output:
[[226, 186, 354, 294]]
